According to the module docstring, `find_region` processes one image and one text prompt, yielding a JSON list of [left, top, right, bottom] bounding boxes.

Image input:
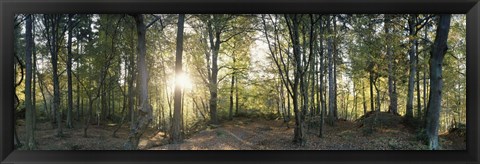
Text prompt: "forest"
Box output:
[[14, 14, 466, 150]]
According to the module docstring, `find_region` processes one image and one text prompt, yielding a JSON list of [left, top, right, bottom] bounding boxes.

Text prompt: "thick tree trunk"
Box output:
[[425, 14, 451, 150], [171, 14, 185, 143], [125, 14, 153, 150], [25, 14, 36, 150], [327, 15, 336, 126]]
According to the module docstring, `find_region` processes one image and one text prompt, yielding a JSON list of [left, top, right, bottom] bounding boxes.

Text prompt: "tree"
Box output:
[[405, 14, 432, 119], [125, 14, 157, 150], [171, 14, 185, 143], [44, 14, 65, 137], [24, 14, 36, 150], [326, 15, 336, 126], [66, 14, 74, 129], [425, 14, 451, 150], [385, 14, 398, 115]]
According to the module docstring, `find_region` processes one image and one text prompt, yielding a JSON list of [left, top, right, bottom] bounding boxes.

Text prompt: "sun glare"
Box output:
[[175, 73, 193, 90]]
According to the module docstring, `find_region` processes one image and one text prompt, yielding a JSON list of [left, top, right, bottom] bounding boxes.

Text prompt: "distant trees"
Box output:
[[13, 14, 465, 150]]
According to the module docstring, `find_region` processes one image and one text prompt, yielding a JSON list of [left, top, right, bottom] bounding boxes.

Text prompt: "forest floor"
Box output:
[[16, 112, 465, 150]]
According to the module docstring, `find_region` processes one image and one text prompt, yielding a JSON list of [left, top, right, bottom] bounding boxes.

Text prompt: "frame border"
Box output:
[[1, 0, 479, 163]]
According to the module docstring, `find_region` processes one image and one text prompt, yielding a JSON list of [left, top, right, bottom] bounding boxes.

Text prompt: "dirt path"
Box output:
[[150, 118, 291, 150]]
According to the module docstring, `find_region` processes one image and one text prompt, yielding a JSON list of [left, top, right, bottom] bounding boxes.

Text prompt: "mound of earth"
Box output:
[[357, 111, 406, 134]]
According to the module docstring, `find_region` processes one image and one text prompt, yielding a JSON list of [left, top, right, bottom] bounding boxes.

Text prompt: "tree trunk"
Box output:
[[385, 14, 398, 115], [416, 39, 422, 118], [206, 15, 222, 125], [235, 78, 239, 116], [332, 16, 338, 119], [327, 15, 336, 126], [229, 72, 235, 120], [25, 14, 36, 150], [48, 15, 63, 137], [32, 15, 38, 130], [285, 14, 305, 145], [362, 81, 367, 115], [229, 55, 236, 120], [369, 70, 374, 113], [66, 14, 74, 129], [405, 14, 417, 119], [171, 14, 185, 144], [425, 14, 451, 150], [423, 25, 428, 115], [125, 14, 153, 150]]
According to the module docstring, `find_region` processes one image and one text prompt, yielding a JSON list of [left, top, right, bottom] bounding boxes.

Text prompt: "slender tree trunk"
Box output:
[[285, 14, 305, 145], [332, 16, 338, 119], [406, 14, 417, 119], [235, 78, 239, 116], [385, 14, 398, 115], [48, 15, 63, 137], [318, 16, 325, 136], [416, 39, 422, 118], [32, 16, 37, 130], [354, 82, 358, 119], [327, 15, 336, 126], [425, 14, 451, 150], [229, 73, 235, 120], [229, 55, 236, 120], [171, 14, 185, 143], [369, 70, 374, 113], [66, 14, 74, 129], [423, 25, 428, 114], [362, 81, 367, 115]]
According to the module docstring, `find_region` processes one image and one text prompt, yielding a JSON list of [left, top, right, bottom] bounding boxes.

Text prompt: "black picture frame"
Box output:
[[1, 0, 479, 163]]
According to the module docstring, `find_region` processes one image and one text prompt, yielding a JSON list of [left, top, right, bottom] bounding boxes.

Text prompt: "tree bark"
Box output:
[[25, 14, 36, 150], [205, 15, 222, 125], [406, 14, 417, 119], [47, 15, 63, 137], [66, 14, 74, 129], [327, 15, 336, 126], [425, 14, 451, 150], [125, 14, 153, 150], [285, 14, 306, 145], [171, 14, 185, 144], [385, 14, 398, 115]]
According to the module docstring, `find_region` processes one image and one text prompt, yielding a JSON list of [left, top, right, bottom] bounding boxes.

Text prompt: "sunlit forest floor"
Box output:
[[16, 112, 465, 150]]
